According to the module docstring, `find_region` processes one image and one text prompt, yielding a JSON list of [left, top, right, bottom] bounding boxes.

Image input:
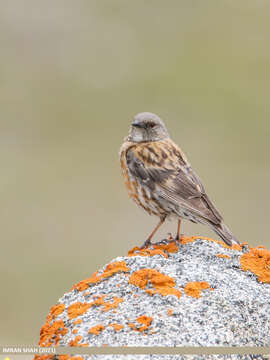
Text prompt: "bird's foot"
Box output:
[[140, 238, 152, 249], [175, 233, 184, 242], [152, 239, 169, 246], [140, 233, 184, 249], [151, 233, 181, 246]]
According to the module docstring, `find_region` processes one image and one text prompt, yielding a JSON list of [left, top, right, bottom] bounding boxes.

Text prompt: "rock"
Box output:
[[35, 237, 270, 360]]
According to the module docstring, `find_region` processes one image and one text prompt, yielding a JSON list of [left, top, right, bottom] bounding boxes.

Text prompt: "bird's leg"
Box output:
[[140, 216, 166, 249], [175, 219, 182, 241]]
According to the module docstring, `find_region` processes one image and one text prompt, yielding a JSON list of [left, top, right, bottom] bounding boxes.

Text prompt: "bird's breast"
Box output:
[[120, 143, 166, 217]]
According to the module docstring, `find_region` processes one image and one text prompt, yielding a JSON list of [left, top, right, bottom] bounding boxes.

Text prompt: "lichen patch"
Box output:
[[68, 302, 92, 319], [109, 323, 124, 331], [129, 268, 181, 298], [72, 261, 130, 291], [67, 295, 109, 320], [49, 303, 65, 319], [38, 302, 68, 346], [91, 295, 106, 307], [39, 319, 68, 347], [240, 247, 270, 283], [184, 281, 211, 298], [101, 296, 124, 312], [128, 315, 153, 332], [102, 261, 130, 278], [153, 242, 179, 253], [68, 335, 88, 346], [128, 241, 179, 258], [216, 254, 230, 259], [88, 324, 105, 335], [136, 315, 153, 331], [71, 271, 101, 291], [128, 246, 168, 258]]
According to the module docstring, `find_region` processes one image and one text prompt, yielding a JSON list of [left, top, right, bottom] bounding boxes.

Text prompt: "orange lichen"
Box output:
[[128, 246, 168, 258], [168, 309, 173, 316], [129, 268, 181, 298], [101, 296, 124, 312], [69, 335, 82, 346], [240, 247, 270, 283], [179, 236, 196, 245], [39, 319, 68, 346], [184, 281, 210, 298], [128, 315, 153, 332], [38, 302, 68, 346], [72, 261, 130, 291], [128, 247, 140, 256], [136, 315, 153, 331], [180, 236, 243, 251], [72, 329, 78, 334], [128, 323, 137, 330], [72, 271, 101, 291], [128, 241, 179, 258], [102, 261, 130, 278], [68, 302, 92, 319], [67, 295, 106, 320], [50, 303, 65, 319], [58, 356, 70, 360], [109, 323, 124, 331], [232, 244, 243, 250], [153, 242, 179, 253], [34, 354, 84, 360], [92, 295, 106, 306], [88, 324, 105, 335], [216, 254, 230, 259], [146, 287, 181, 298], [137, 315, 152, 325], [130, 236, 244, 259], [68, 335, 88, 346], [73, 319, 82, 325], [146, 248, 169, 257]]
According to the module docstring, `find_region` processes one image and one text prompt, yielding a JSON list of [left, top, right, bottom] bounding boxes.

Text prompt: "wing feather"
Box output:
[[126, 140, 223, 225]]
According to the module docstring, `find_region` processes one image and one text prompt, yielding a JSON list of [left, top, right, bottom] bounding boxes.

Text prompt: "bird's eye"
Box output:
[[148, 122, 156, 128]]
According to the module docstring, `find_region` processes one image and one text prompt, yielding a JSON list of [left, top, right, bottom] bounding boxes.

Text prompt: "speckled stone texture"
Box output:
[[38, 238, 270, 360], [52, 356, 269, 360]]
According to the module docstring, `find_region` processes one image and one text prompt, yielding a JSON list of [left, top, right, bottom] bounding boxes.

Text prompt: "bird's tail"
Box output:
[[212, 222, 239, 246]]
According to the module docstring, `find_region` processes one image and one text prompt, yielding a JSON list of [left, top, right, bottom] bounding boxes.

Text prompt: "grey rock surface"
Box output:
[[53, 356, 269, 360], [39, 238, 270, 360]]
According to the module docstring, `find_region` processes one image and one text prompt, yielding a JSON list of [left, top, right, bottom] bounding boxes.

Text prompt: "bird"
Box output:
[[119, 112, 239, 248]]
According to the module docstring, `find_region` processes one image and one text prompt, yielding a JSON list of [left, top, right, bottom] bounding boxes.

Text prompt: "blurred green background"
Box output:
[[1, 0, 270, 346]]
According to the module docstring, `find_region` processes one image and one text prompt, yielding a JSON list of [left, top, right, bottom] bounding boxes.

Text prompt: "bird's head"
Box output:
[[128, 112, 169, 143]]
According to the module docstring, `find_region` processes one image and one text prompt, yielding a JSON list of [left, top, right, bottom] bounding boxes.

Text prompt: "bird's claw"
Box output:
[[140, 238, 152, 249], [175, 234, 184, 242]]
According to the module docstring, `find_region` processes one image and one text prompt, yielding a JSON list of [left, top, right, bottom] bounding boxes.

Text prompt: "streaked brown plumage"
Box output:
[[120, 112, 239, 248]]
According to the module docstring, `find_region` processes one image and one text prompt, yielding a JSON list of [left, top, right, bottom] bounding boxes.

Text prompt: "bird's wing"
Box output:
[[126, 140, 223, 225]]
